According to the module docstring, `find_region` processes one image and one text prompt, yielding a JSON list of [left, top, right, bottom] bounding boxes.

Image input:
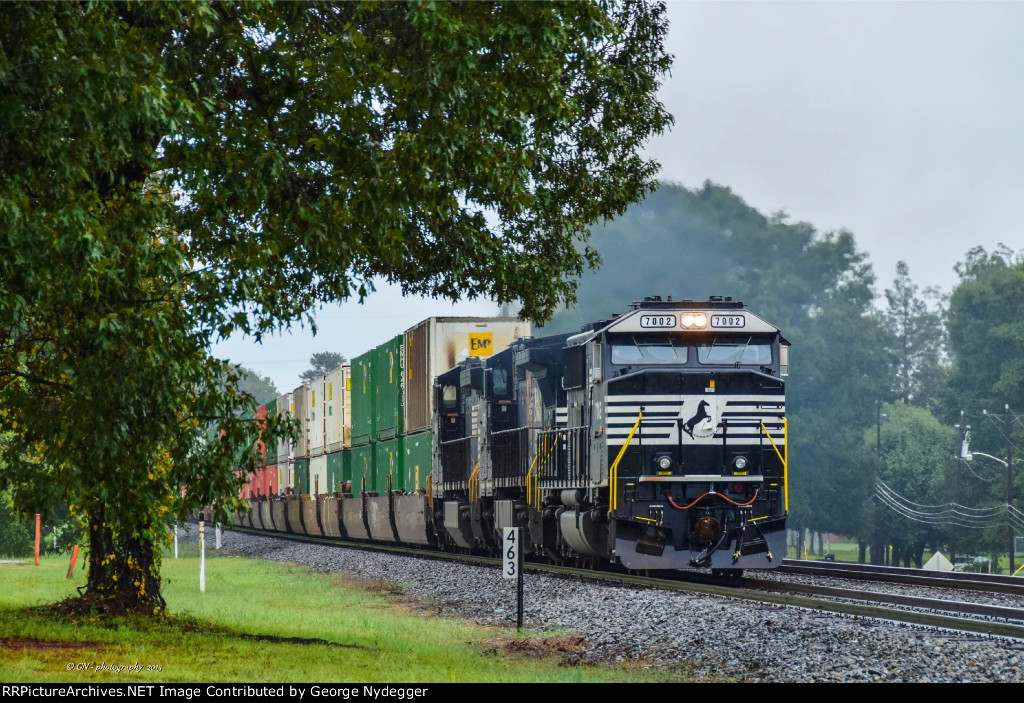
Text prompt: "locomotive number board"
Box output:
[[639, 314, 676, 328], [711, 315, 745, 328]]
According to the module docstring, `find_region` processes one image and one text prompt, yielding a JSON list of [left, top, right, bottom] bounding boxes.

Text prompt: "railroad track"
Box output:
[[779, 558, 1024, 595], [218, 523, 1024, 640]]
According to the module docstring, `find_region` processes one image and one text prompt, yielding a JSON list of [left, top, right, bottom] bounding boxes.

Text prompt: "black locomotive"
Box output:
[[236, 296, 790, 573]]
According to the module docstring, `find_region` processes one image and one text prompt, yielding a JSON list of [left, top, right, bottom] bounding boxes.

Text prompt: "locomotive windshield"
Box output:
[[697, 336, 772, 365], [608, 333, 774, 366], [610, 335, 688, 365]]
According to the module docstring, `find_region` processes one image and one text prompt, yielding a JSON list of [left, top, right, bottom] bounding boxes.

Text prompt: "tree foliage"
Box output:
[[0, 2, 671, 613], [942, 245, 1024, 561], [0, 491, 32, 559], [947, 245, 1024, 414], [233, 365, 280, 407], [882, 261, 947, 411], [870, 403, 956, 567], [299, 352, 347, 385]]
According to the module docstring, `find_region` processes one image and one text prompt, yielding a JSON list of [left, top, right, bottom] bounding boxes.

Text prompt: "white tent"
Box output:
[[923, 551, 954, 572]]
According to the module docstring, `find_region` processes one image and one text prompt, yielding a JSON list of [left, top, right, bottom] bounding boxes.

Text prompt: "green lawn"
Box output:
[[0, 547, 695, 683]]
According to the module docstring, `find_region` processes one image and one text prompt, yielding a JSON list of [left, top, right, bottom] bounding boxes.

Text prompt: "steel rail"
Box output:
[[219, 523, 1024, 640], [780, 559, 1024, 595]]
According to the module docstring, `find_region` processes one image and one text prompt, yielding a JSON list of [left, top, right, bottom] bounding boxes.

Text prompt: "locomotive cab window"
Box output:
[[491, 368, 508, 396], [610, 335, 687, 365], [441, 384, 458, 410], [697, 336, 773, 366]]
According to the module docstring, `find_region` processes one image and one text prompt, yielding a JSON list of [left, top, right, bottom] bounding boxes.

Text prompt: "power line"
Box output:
[[875, 479, 1023, 531]]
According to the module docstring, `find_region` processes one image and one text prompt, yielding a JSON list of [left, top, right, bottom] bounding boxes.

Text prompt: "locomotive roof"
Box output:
[[566, 296, 783, 346]]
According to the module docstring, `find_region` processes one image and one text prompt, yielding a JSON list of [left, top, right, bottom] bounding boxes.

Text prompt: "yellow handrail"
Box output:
[[469, 462, 480, 502], [525, 433, 548, 508], [426, 472, 433, 508], [609, 412, 643, 512], [536, 432, 557, 507], [761, 419, 788, 514]]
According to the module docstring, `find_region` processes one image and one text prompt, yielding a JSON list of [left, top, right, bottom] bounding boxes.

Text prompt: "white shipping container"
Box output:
[[324, 364, 352, 453], [403, 317, 531, 433], [310, 454, 328, 496]]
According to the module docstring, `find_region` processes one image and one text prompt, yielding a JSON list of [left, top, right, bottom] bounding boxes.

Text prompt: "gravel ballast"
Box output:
[[180, 527, 1024, 683]]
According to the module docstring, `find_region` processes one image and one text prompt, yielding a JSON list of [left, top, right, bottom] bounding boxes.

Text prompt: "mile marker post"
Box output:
[[502, 527, 524, 630]]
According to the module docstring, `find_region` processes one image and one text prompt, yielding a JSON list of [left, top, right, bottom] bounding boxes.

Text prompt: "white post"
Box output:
[[174, 523, 178, 559], [53, 526, 57, 550], [199, 520, 206, 593], [215, 522, 222, 550]]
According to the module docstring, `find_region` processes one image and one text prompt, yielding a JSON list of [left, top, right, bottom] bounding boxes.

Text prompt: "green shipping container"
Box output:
[[326, 450, 349, 495], [402, 431, 432, 493], [350, 444, 375, 495], [375, 438, 403, 492], [374, 335, 404, 440], [293, 458, 310, 497], [351, 351, 375, 446]]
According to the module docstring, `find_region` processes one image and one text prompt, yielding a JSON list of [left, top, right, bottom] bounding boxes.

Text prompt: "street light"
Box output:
[[966, 452, 1007, 467], [966, 449, 1015, 574]]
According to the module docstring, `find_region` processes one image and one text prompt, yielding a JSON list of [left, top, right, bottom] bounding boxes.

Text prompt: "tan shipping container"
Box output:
[[292, 383, 312, 459], [324, 364, 352, 453], [275, 392, 293, 466], [309, 377, 325, 457], [403, 317, 530, 433]]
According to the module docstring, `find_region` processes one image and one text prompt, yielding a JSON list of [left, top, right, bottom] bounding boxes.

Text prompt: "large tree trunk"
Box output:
[[83, 505, 164, 615]]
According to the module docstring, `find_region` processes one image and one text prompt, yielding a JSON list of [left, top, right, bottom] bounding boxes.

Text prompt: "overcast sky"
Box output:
[[215, 1, 1024, 392]]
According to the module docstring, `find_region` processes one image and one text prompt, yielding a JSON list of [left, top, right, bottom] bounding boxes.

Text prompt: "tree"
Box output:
[[234, 365, 280, 407], [0, 2, 672, 613], [870, 403, 956, 567], [0, 491, 32, 559], [945, 245, 1024, 567], [947, 245, 1024, 413], [882, 261, 947, 411], [299, 353, 347, 385]]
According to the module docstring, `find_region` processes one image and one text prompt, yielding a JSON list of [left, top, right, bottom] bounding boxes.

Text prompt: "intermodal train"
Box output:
[[229, 296, 790, 573]]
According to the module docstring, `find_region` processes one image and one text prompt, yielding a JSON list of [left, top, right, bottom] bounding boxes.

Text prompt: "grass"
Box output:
[[788, 540, 1024, 574], [0, 545, 697, 684]]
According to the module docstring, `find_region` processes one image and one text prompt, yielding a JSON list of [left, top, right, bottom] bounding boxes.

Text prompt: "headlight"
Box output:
[[734, 456, 748, 470], [680, 313, 708, 329], [657, 455, 672, 471]]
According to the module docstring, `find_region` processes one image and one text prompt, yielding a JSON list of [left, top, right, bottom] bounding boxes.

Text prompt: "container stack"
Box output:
[[242, 316, 529, 502]]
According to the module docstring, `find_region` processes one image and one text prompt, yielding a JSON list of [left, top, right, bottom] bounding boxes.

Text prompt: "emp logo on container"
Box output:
[[469, 332, 494, 356]]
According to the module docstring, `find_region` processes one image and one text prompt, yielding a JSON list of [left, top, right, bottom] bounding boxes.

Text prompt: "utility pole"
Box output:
[[873, 401, 886, 566], [981, 405, 1016, 574], [1006, 405, 1015, 575], [877, 400, 883, 455], [953, 411, 970, 565]]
